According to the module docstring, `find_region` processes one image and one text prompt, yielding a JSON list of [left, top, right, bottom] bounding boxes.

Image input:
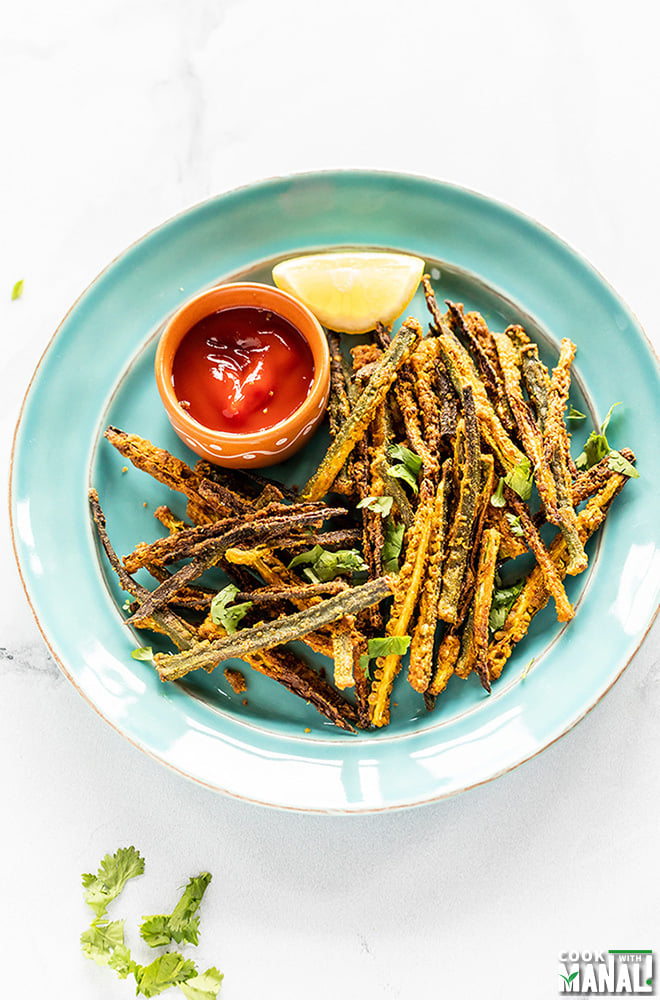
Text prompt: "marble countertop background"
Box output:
[[2, 2, 659, 998]]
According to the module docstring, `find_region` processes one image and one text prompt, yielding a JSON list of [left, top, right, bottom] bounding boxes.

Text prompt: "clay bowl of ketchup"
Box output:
[[155, 282, 331, 468]]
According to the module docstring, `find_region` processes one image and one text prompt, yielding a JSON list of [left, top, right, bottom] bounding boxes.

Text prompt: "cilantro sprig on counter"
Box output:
[[81, 847, 223, 999]]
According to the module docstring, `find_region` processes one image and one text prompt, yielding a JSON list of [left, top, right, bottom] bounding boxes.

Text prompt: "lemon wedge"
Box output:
[[272, 251, 425, 334]]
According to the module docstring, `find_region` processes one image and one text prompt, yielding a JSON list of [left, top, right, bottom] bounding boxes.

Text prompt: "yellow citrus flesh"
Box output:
[[272, 251, 425, 334]]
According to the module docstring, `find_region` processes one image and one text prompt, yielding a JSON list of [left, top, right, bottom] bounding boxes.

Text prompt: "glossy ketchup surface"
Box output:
[[172, 306, 315, 434]]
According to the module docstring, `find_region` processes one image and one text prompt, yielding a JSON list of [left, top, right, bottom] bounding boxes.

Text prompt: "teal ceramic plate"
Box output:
[[11, 172, 660, 812]]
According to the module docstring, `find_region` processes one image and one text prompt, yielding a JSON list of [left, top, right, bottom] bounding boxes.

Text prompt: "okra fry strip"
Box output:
[[374, 456, 414, 527], [454, 607, 476, 680], [332, 621, 357, 689], [493, 330, 560, 522], [445, 301, 514, 432], [392, 367, 436, 484], [504, 485, 574, 622], [409, 337, 443, 483], [408, 460, 452, 693], [235, 581, 348, 603], [104, 427, 221, 523], [154, 577, 394, 681], [521, 339, 585, 571], [471, 527, 500, 691], [300, 319, 420, 500], [201, 614, 358, 732], [436, 330, 524, 471], [437, 367, 459, 440], [423, 278, 523, 470], [124, 516, 242, 572], [427, 633, 461, 698], [571, 448, 635, 505], [88, 489, 196, 651], [225, 546, 335, 657], [520, 343, 550, 431], [437, 387, 481, 624], [369, 486, 437, 727], [124, 504, 345, 624], [544, 338, 576, 465], [153, 506, 186, 534], [488, 472, 631, 679], [545, 339, 587, 574], [326, 330, 352, 438], [247, 646, 357, 731]]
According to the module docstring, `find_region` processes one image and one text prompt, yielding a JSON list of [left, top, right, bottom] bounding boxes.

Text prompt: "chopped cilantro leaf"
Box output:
[[135, 952, 197, 997], [210, 584, 252, 634], [388, 443, 422, 474], [180, 967, 225, 1000], [608, 449, 639, 479], [488, 578, 525, 633], [141, 873, 212, 948], [382, 519, 405, 574], [520, 657, 535, 680], [600, 401, 621, 436], [356, 494, 394, 516], [387, 443, 422, 494], [11, 279, 24, 300], [505, 513, 525, 538], [359, 635, 411, 673], [576, 402, 623, 470], [80, 920, 126, 965], [568, 404, 587, 420], [131, 646, 154, 662], [504, 458, 533, 501], [108, 943, 138, 980], [288, 545, 366, 582], [490, 477, 506, 508], [82, 846, 145, 919]]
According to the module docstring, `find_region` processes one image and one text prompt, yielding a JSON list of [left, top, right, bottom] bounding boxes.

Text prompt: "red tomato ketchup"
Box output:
[[172, 306, 315, 434]]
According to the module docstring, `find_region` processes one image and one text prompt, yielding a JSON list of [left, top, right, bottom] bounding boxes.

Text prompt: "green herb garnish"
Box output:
[[607, 450, 639, 479], [356, 494, 394, 516], [179, 968, 225, 1000], [81, 920, 127, 964], [505, 513, 525, 538], [504, 457, 533, 501], [11, 279, 24, 300], [141, 873, 212, 948], [288, 545, 367, 583], [520, 657, 535, 680], [576, 402, 620, 470], [382, 518, 405, 574], [131, 646, 154, 662], [135, 954, 198, 997], [488, 576, 525, 633], [80, 847, 223, 998], [490, 477, 506, 508], [210, 584, 253, 634], [359, 635, 411, 674], [567, 404, 587, 420], [82, 846, 146, 920], [387, 443, 422, 494]]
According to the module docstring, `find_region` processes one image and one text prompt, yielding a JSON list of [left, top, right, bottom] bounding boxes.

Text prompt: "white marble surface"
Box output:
[[3, 2, 660, 998]]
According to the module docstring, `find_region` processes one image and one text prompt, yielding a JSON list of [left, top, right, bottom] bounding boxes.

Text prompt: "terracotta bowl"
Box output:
[[155, 282, 330, 468]]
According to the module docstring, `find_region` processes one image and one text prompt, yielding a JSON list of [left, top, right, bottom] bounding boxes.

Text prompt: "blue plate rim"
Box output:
[[9, 168, 660, 813]]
